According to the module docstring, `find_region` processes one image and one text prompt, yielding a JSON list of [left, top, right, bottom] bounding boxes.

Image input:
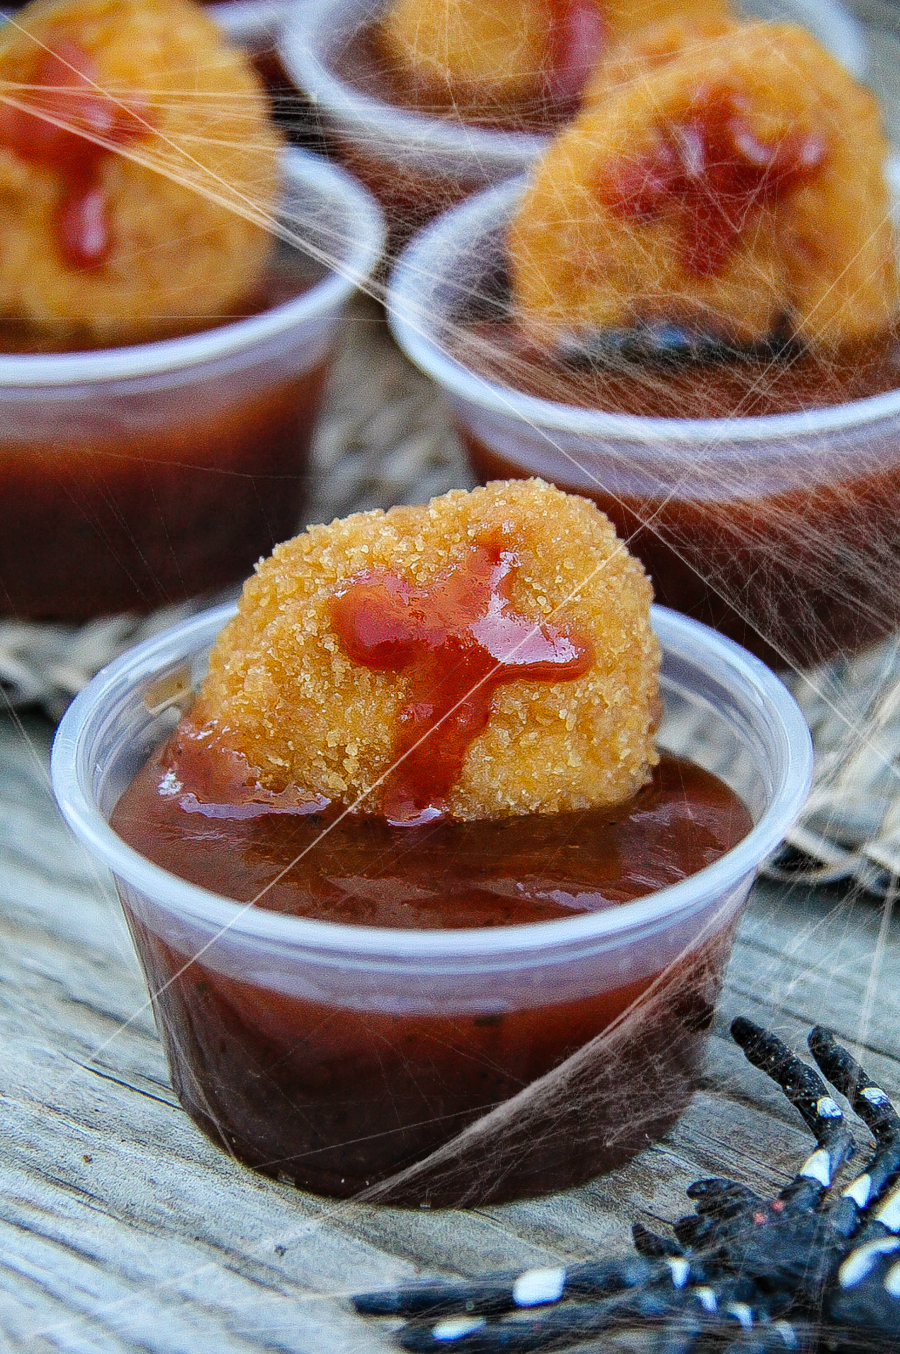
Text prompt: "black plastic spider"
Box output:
[[353, 1018, 900, 1353]]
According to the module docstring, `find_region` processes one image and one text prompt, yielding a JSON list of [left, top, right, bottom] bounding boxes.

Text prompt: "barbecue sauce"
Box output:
[[113, 749, 752, 928], [451, 306, 900, 666], [0, 256, 327, 619], [111, 733, 750, 1200]]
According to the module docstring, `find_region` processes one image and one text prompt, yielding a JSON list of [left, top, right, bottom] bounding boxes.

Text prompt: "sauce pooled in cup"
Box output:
[[111, 479, 753, 1202]]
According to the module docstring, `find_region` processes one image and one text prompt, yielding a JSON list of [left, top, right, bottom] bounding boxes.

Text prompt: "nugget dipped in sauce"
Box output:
[[509, 20, 899, 350], [0, 0, 280, 342], [378, 0, 732, 121], [173, 479, 660, 826]]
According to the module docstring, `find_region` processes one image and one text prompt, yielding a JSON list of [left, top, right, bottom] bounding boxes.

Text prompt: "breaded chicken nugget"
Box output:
[[0, 0, 280, 340], [187, 479, 660, 824], [378, 0, 732, 119], [582, 13, 736, 105], [510, 22, 898, 349]]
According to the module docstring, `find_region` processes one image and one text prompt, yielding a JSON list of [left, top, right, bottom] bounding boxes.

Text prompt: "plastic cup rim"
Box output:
[[0, 146, 385, 388], [387, 173, 900, 449], [211, 0, 287, 45], [280, 0, 868, 174], [279, 0, 550, 164], [52, 601, 813, 963]]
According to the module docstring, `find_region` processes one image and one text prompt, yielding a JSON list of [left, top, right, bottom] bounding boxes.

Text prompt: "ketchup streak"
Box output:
[[601, 85, 826, 277], [546, 0, 606, 107], [0, 40, 150, 267], [330, 538, 593, 824]]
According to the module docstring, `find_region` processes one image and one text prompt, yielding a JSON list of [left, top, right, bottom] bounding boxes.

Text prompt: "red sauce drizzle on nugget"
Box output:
[[330, 537, 594, 825], [546, 0, 606, 107], [0, 40, 149, 267], [599, 85, 826, 277]]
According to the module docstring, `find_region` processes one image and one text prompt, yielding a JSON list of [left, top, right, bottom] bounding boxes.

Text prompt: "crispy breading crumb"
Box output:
[[193, 479, 660, 821]]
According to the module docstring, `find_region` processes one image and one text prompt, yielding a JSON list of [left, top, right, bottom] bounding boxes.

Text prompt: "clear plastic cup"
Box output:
[[0, 148, 383, 621], [279, 0, 547, 251], [211, 0, 286, 56], [52, 602, 811, 1206], [387, 173, 900, 669], [211, 0, 311, 131], [279, 0, 866, 251]]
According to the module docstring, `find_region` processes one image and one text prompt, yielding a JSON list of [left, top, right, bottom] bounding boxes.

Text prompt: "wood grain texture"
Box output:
[[1, 698, 898, 1352]]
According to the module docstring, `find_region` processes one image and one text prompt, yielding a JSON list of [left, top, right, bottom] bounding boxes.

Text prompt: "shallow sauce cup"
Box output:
[[0, 148, 383, 620], [52, 602, 811, 1206], [279, 0, 866, 254], [387, 173, 900, 669]]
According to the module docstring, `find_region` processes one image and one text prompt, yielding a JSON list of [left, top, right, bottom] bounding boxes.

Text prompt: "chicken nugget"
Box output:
[[510, 21, 898, 349], [0, 0, 281, 341], [378, 0, 732, 120], [185, 479, 660, 825]]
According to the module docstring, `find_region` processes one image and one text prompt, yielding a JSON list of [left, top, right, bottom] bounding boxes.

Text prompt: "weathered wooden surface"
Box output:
[[1, 698, 899, 1353]]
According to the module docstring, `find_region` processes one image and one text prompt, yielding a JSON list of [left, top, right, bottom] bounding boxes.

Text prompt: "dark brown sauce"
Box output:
[[111, 741, 749, 1200], [453, 314, 900, 419], [0, 253, 328, 619], [330, 537, 593, 824], [112, 750, 751, 928], [453, 300, 900, 665], [126, 910, 735, 1202]]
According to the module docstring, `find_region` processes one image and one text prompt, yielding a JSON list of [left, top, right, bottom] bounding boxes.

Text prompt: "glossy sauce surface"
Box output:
[[112, 750, 751, 928], [545, 0, 606, 109], [600, 87, 825, 278]]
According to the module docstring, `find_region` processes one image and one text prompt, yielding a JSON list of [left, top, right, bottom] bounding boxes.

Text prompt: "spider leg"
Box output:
[[718, 1318, 819, 1352], [824, 1176, 900, 1338], [807, 1027, 900, 1240], [354, 1253, 673, 1319], [394, 1276, 755, 1353], [666, 1016, 853, 1263], [633, 1220, 686, 1259], [829, 1221, 900, 1342], [731, 1017, 855, 1210]]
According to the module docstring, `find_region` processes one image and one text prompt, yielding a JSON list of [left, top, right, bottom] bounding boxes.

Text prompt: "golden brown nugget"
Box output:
[[0, 0, 281, 341], [379, 0, 732, 119], [582, 14, 737, 105], [189, 480, 660, 823], [379, 0, 554, 117], [510, 21, 898, 349]]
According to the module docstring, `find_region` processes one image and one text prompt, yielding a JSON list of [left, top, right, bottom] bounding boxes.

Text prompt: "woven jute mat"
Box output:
[[4, 297, 898, 896]]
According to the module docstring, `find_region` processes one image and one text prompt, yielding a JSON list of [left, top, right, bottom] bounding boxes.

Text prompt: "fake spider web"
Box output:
[[1, 0, 900, 1347]]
